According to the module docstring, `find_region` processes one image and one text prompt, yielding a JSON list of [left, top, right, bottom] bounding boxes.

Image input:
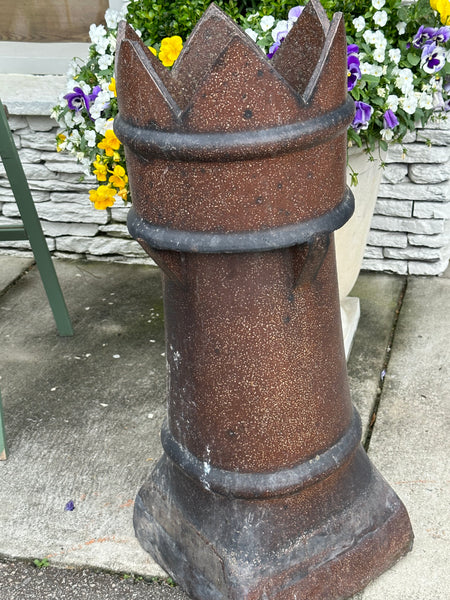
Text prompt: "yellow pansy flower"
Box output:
[[117, 187, 128, 202], [109, 164, 128, 189], [158, 36, 183, 67], [97, 130, 121, 156], [108, 77, 117, 97], [431, 0, 450, 24], [93, 155, 108, 181], [148, 46, 157, 56], [56, 133, 66, 152], [89, 185, 116, 210]]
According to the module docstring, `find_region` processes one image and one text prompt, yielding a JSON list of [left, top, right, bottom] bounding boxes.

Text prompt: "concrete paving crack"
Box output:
[[363, 276, 408, 451]]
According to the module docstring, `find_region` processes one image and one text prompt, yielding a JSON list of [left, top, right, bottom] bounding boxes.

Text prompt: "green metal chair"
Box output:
[[0, 99, 73, 459]]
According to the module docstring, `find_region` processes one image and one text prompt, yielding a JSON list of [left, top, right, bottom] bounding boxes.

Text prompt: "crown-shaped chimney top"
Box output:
[[115, 0, 348, 134]]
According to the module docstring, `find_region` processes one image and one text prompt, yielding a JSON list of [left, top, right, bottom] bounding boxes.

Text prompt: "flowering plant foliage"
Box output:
[[242, 0, 450, 156], [52, 5, 185, 209], [53, 0, 450, 208]]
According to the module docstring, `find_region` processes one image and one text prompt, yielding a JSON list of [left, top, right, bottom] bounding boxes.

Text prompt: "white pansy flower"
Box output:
[[105, 9, 120, 29], [80, 82, 91, 95], [372, 0, 385, 8], [387, 94, 400, 111], [395, 68, 414, 95], [245, 28, 258, 42], [89, 24, 106, 45], [272, 20, 289, 41], [401, 94, 418, 115], [98, 53, 114, 70], [96, 37, 109, 55], [64, 111, 74, 127], [65, 78, 78, 93], [70, 130, 81, 144], [373, 10, 388, 27], [95, 118, 108, 136], [90, 91, 111, 120], [260, 15, 275, 31], [372, 65, 383, 76], [105, 119, 115, 132], [360, 61, 374, 75], [108, 34, 116, 52], [363, 29, 376, 44], [373, 30, 387, 49], [76, 152, 85, 162], [353, 16, 365, 32], [377, 87, 387, 98], [418, 92, 434, 109], [388, 48, 401, 64], [90, 108, 101, 121], [73, 112, 84, 126], [396, 22, 406, 35], [373, 48, 385, 63], [381, 128, 394, 141], [85, 129, 97, 148]]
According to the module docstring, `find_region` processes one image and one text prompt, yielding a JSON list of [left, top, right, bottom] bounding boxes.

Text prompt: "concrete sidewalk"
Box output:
[[0, 256, 448, 599]]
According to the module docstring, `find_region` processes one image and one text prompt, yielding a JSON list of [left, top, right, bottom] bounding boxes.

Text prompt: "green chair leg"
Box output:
[[0, 390, 7, 460], [0, 99, 73, 336]]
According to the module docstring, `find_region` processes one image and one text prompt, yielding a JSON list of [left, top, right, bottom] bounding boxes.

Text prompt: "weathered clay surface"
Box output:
[[115, 1, 413, 598]]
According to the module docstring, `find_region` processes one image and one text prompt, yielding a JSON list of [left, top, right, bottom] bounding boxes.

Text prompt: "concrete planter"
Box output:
[[337, 145, 385, 357]]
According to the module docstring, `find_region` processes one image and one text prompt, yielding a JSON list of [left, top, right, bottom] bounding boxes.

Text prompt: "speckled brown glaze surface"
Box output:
[[116, 1, 413, 598]]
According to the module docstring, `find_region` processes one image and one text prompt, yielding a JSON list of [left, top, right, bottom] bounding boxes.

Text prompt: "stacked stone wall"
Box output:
[[0, 114, 150, 264], [0, 113, 449, 275], [364, 119, 450, 275]]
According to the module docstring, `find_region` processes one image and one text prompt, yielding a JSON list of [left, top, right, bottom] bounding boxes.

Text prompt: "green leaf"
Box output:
[[407, 52, 420, 66], [363, 75, 381, 85]]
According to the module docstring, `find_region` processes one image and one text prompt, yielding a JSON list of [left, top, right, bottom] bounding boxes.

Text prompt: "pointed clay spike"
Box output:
[[115, 21, 176, 98], [302, 13, 347, 109], [182, 34, 303, 133], [116, 39, 180, 129], [172, 2, 266, 109], [272, 0, 330, 96]]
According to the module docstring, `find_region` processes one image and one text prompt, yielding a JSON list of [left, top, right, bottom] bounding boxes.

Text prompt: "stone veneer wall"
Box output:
[[364, 118, 450, 276], [1, 110, 449, 274]]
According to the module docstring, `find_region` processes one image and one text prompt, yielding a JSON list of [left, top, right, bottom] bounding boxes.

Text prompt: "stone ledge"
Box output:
[[0, 74, 66, 115]]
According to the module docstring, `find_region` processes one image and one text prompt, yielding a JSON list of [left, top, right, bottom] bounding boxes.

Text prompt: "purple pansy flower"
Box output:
[[420, 42, 446, 74], [432, 26, 450, 44], [267, 41, 281, 59], [351, 101, 373, 131], [64, 500, 75, 511], [347, 44, 359, 57], [267, 8, 304, 59], [267, 41, 280, 58], [64, 85, 102, 120], [64, 87, 91, 113], [89, 85, 102, 104], [413, 26, 436, 48], [288, 6, 304, 20], [347, 53, 361, 91], [383, 109, 399, 129]]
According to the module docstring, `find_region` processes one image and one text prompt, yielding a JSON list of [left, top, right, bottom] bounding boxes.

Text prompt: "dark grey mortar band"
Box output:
[[161, 408, 362, 499]]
